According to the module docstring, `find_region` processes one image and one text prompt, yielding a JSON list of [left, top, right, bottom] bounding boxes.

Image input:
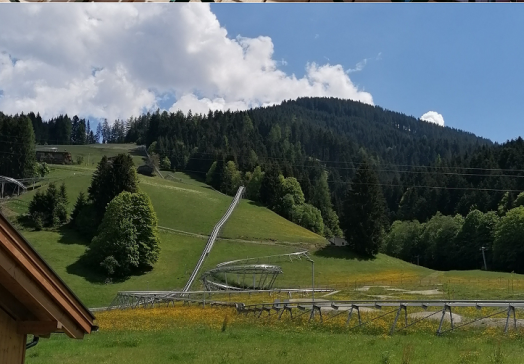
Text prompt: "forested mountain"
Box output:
[[3, 97, 524, 272], [124, 97, 495, 222]]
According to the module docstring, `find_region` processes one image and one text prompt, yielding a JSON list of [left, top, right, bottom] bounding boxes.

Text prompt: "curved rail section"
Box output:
[[201, 251, 313, 291], [0, 175, 27, 198], [181, 186, 245, 293]]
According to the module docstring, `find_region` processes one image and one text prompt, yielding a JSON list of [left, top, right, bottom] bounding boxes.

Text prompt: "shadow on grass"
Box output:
[[15, 214, 34, 229], [247, 200, 266, 208], [66, 251, 154, 284], [57, 225, 92, 246], [129, 147, 146, 157], [313, 245, 376, 261]]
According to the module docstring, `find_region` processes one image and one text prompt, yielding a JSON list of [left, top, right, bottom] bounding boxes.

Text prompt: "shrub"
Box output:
[[291, 203, 324, 236], [34, 162, 50, 178], [28, 182, 68, 228], [160, 156, 172, 171], [76, 155, 84, 165]]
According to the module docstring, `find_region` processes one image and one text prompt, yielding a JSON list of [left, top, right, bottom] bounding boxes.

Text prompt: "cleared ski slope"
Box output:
[[181, 186, 245, 292]]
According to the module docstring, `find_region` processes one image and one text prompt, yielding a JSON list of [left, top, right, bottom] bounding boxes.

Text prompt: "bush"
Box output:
[[76, 155, 84, 165], [291, 203, 324, 236], [28, 182, 68, 228], [86, 191, 160, 277], [34, 162, 50, 178], [160, 156, 172, 171]]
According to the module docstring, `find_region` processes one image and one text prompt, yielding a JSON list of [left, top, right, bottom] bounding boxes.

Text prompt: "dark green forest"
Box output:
[[2, 97, 524, 272]]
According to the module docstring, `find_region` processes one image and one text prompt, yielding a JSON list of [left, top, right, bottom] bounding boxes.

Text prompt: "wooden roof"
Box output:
[[0, 212, 96, 339]]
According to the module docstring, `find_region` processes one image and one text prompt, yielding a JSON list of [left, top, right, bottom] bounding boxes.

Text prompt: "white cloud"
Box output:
[[420, 111, 445, 127], [0, 5, 373, 121], [347, 53, 382, 73], [348, 59, 368, 73]]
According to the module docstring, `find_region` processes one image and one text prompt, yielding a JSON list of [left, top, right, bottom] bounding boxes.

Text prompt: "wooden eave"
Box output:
[[0, 212, 96, 339]]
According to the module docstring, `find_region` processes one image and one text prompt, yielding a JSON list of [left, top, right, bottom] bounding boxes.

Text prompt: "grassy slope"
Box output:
[[6, 144, 524, 308], [5, 161, 429, 307]]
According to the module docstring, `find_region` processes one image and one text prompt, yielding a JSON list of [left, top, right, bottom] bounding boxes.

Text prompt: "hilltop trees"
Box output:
[[341, 161, 387, 257], [0, 113, 36, 179]]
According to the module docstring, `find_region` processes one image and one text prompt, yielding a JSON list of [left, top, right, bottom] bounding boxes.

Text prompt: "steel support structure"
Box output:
[[238, 299, 524, 336]]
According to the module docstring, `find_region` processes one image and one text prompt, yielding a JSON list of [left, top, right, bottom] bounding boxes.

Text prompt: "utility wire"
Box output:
[[2, 146, 524, 182]]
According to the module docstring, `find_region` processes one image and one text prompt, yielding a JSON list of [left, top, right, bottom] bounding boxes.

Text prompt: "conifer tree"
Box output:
[[341, 160, 387, 257], [88, 154, 139, 217]]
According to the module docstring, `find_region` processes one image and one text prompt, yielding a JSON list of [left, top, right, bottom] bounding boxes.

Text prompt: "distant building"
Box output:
[[36, 151, 73, 165], [328, 237, 348, 247]]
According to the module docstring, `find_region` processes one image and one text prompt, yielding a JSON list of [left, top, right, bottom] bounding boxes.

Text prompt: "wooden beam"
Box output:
[[0, 284, 35, 322], [0, 253, 85, 339], [0, 216, 94, 331], [17, 321, 62, 335]]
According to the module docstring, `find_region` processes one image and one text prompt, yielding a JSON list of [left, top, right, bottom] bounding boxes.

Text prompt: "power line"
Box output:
[[183, 169, 524, 193], [2, 146, 524, 183]]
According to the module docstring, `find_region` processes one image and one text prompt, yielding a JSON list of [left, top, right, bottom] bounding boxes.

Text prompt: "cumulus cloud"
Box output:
[[420, 111, 445, 127], [0, 5, 373, 121]]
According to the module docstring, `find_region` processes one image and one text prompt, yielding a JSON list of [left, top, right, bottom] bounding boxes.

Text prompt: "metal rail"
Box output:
[[0, 175, 27, 198], [238, 299, 524, 335], [108, 287, 333, 310], [201, 251, 313, 291], [181, 186, 245, 293]]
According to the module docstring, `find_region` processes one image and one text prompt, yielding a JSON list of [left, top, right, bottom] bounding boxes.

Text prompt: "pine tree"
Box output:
[[341, 160, 387, 257], [95, 123, 102, 143], [86, 120, 92, 143], [260, 165, 282, 210], [88, 154, 139, 217]]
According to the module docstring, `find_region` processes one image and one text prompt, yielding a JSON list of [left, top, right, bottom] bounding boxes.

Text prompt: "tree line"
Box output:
[[384, 192, 524, 273], [27, 112, 127, 145]]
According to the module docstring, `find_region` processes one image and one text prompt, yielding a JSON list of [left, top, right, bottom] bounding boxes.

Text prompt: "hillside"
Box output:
[[123, 97, 499, 224], [1, 146, 433, 307], [4, 145, 524, 308]]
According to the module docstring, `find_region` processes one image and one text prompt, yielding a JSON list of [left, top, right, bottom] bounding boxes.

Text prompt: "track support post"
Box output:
[[504, 305, 517, 334], [437, 304, 453, 335], [390, 304, 407, 336]]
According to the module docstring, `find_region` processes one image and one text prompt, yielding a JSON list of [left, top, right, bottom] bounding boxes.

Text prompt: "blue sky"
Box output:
[[0, 5, 522, 144], [212, 5, 524, 143]]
